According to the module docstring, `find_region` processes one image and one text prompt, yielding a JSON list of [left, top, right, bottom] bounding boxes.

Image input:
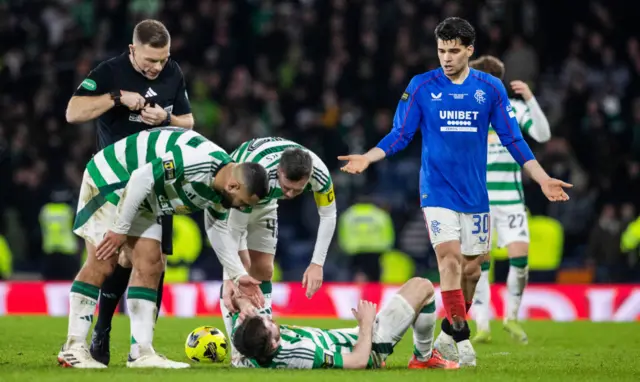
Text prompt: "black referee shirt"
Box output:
[[73, 52, 191, 150]]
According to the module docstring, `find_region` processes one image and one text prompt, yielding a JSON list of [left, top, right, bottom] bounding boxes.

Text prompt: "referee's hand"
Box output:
[[120, 91, 146, 111], [141, 104, 168, 126]]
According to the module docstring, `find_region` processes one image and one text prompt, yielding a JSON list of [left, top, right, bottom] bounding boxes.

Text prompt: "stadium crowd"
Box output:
[[0, 0, 638, 282]]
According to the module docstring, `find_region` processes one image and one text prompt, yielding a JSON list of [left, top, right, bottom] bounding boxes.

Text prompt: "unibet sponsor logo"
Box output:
[[439, 110, 480, 133], [80, 79, 97, 91]]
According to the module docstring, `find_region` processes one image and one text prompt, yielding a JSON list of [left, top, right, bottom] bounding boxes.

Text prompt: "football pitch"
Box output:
[[0, 316, 638, 382]]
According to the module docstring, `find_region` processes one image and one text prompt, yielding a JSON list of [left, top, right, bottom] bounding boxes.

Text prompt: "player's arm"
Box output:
[[302, 163, 336, 298], [310, 163, 337, 267], [340, 300, 377, 369], [204, 206, 254, 283], [220, 208, 252, 282], [204, 203, 264, 307], [512, 81, 551, 142], [169, 64, 194, 129], [338, 76, 423, 174], [490, 81, 572, 201]]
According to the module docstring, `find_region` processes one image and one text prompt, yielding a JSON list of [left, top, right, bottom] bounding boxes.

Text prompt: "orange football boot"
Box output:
[[408, 349, 459, 369]]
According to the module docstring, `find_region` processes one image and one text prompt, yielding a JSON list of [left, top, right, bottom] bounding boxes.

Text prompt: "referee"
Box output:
[[66, 19, 193, 366]]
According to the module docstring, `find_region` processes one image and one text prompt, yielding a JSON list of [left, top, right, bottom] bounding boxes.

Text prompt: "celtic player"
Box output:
[[231, 277, 458, 370], [58, 128, 268, 369], [208, 137, 337, 364], [469, 56, 551, 344]]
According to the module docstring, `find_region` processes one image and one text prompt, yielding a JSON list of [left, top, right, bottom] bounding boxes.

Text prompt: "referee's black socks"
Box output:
[[155, 271, 165, 321], [94, 264, 132, 333]]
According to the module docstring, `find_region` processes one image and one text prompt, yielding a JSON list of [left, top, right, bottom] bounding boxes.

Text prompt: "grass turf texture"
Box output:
[[0, 316, 639, 381]]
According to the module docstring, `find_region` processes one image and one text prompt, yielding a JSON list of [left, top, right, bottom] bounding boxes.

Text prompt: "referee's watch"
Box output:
[[110, 91, 122, 107], [160, 110, 172, 126]]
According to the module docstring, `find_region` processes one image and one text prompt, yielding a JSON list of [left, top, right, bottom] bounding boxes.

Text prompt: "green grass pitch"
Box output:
[[0, 316, 639, 381]]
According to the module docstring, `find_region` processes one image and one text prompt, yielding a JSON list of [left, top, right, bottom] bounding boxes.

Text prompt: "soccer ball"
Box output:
[[184, 326, 228, 363]]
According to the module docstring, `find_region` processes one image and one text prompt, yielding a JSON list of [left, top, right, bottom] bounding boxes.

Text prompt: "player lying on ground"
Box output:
[[231, 277, 458, 370], [469, 55, 551, 345], [337, 17, 571, 366], [208, 137, 337, 362], [58, 127, 269, 369]]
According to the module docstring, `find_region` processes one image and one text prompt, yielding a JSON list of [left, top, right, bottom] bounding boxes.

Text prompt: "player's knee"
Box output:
[[507, 242, 528, 258], [407, 277, 435, 300], [81, 254, 117, 281], [248, 251, 274, 281], [249, 261, 273, 281], [408, 277, 434, 293], [118, 251, 132, 268], [132, 241, 164, 277]]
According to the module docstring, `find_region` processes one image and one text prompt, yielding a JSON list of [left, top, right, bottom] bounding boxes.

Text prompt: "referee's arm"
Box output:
[[66, 62, 145, 124], [66, 94, 115, 124]]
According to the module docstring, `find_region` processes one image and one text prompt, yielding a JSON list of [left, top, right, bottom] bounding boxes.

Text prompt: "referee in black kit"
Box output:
[[66, 19, 193, 366]]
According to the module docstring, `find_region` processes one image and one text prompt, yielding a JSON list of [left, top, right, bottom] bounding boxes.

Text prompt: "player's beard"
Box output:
[[220, 190, 234, 209]]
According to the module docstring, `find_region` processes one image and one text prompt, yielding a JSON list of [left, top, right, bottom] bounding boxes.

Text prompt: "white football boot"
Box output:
[[433, 331, 459, 363], [127, 346, 190, 369], [58, 339, 107, 369], [456, 339, 477, 367]]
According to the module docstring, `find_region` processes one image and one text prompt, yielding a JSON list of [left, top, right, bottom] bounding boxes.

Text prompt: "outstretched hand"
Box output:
[[337, 154, 371, 174], [540, 178, 573, 202]]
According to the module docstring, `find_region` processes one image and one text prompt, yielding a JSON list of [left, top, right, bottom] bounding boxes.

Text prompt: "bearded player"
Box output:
[[338, 17, 571, 366], [58, 128, 268, 368], [231, 277, 458, 370], [207, 137, 336, 364], [469, 55, 551, 344]]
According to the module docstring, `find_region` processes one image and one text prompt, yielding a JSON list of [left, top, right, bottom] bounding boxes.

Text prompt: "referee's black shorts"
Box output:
[[161, 215, 173, 255]]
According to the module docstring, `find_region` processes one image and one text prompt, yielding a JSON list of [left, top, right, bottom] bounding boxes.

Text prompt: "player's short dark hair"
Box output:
[[232, 316, 273, 365], [279, 148, 313, 181], [237, 162, 269, 199], [133, 19, 170, 48], [470, 55, 505, 80], [434, 17, 476, 47]]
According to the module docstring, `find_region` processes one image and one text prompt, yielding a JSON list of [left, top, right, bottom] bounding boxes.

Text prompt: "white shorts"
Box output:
[[490, 204, 530, 248], [73, 169, 162, 247], [229, 202, 278, 254], [423, 207, 490, 256]]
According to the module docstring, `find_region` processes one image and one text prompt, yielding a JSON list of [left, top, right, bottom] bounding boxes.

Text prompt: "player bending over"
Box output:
[[209, 137, 337, 364], [338, 17, 571, 366], [58, 127, 268, 369], [231, 277, 458, 370], [469, 55, 551, 344]]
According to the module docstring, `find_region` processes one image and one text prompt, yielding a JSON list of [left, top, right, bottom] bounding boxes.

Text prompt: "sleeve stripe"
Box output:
[[471, 73, 527, 163], [312, 166, 330, 183], [387, 74, 441, 153], [522, 119, 533, 132]]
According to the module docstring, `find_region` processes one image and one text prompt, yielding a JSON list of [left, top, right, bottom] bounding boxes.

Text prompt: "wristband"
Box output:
[[160, 110, 171, 126], [110, 91, 122, 107]]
